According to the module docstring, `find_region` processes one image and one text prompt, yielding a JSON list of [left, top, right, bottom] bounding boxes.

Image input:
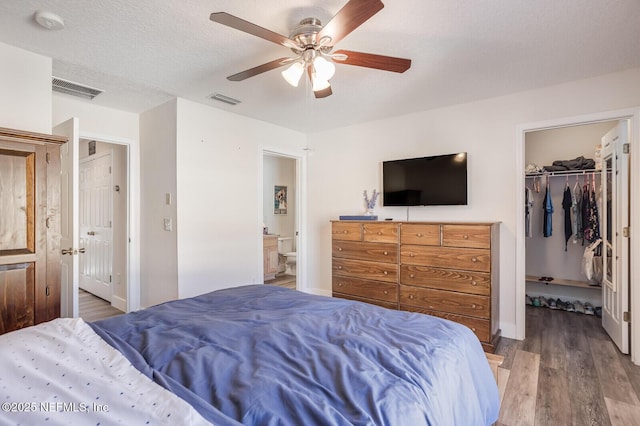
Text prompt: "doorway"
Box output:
[[515, 108, 640, 364], [262, 151, 301, 290], [78, 140, 128, 312]]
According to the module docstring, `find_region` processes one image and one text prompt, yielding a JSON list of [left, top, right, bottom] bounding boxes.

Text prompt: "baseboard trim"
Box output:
[[112, 295, 127, 312]]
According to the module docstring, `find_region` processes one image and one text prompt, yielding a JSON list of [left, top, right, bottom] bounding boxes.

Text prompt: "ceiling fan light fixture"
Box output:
[[313, 56, 336, 80], [281, 61, 304, 87]]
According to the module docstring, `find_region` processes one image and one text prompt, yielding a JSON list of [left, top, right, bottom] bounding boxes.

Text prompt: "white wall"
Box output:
[[174, 98, 306, 299], [263, 154, 296, 242], [0, 42, 51, 133], [306, 67, 640, 339], [53, 94, 139, 140], [139, 99, 179, 307]]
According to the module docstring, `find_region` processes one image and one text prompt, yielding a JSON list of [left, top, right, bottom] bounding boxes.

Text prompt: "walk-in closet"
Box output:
[[524, 119, 630, 352]]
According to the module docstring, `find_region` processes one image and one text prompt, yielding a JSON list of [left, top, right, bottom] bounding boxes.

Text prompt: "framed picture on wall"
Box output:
[[274, 185, 287, 215]]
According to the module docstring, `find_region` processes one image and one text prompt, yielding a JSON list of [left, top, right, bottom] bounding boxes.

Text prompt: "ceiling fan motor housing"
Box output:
[[290, 18, 325, 50]]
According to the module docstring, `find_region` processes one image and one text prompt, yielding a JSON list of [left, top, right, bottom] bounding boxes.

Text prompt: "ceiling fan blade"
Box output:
[[332, 50, 411, 73], [314, 85, 333, 99], [210, 12, 299, 48], [318, 0, 384, 47], [227, 57, 294, 81]]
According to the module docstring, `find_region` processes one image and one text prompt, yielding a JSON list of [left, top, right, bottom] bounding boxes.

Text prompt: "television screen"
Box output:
[[382, 153, 468, 206]]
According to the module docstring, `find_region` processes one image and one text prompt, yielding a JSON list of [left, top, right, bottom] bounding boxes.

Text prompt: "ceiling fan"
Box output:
[[210, 0, 411, 99]]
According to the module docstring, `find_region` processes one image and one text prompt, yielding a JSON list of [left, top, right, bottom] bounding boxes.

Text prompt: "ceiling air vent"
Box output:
[[209, 93, 241, 106], [52, 77, 103, 100]]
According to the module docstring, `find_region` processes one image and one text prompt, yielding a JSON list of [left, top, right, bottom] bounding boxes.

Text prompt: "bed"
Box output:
[[0, 285, 499, 425]]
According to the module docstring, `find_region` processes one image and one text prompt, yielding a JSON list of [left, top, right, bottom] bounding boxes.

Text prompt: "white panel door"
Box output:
[[79, 153, 113, 301], [54, 118, 79, 318], [601, 121, 630, 353]]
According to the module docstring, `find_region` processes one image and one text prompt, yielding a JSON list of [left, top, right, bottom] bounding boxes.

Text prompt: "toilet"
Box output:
[[277, 236, 297, 276]]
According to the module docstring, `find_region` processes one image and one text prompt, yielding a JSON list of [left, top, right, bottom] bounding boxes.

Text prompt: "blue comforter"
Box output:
[[91, 285, 499, 425]]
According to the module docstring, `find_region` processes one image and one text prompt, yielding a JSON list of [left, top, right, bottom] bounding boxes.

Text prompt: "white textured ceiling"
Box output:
[[1, 0, 639, 133]]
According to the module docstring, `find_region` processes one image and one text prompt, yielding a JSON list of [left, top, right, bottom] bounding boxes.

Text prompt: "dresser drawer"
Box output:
[[400, 224, 440, 246], [401, 245, 490, 273], [399, 285, 490, 318], [400, 265, 490, 296], [442, 225, 490, 249], [332, 276, 397, 303], [402, 306, 491, 342], [333, 258, 398, 283], [332, 222, 362, 241], [334, 292, 398, 310], [363, 223, 399, 243], [333, 241, 397, 263]]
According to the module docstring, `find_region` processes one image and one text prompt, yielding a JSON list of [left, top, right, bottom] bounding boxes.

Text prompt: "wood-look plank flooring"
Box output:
[[78, 289, 124, 322], [265, 273, 296, 290], [496, 306, 640, 425]]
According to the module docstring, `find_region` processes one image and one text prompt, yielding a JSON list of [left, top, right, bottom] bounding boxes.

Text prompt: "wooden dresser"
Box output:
[[331, 220, 500, 352], [0, 127, 67, 335]]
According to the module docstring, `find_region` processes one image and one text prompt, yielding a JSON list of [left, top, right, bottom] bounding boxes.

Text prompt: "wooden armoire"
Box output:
[[0, 127, 67, 335]]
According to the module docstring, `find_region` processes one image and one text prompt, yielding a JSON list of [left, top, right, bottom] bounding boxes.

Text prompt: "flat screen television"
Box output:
[[382, 152, 468, 206]]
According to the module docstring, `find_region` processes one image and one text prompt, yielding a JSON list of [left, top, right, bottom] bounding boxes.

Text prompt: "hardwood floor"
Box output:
[[265, 273, 296, 290], [78, 289, 124, 322], [496, 306, 640, 425]]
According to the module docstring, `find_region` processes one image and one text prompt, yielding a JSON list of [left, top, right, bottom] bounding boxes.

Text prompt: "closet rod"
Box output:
[[525, 168, 609, 178]]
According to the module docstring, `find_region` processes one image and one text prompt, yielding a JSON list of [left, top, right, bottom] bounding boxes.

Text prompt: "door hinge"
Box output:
[[623, 311, 631, 322], [109, 166, 112, 174], [45, 285, 50, 296], [46, 152, 50, 164], [623, 227, 630, 238], [623, 143, 629, 154], [109, 275, 112, 283]]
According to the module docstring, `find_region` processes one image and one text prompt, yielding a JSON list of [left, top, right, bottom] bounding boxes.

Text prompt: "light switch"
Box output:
[[164, 218, 173, 231]]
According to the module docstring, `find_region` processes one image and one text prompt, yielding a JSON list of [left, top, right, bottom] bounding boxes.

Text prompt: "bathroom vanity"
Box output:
[[263, 234, 278, 281]]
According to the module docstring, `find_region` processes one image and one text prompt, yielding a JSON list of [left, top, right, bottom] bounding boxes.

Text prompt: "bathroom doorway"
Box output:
[[263, 151, 300, 290]]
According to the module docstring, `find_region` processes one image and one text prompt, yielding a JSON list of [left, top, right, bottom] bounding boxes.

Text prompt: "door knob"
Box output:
[[78, 248, 86, 254], [87, 231, 96, 236], [61, 248, 73, 255]]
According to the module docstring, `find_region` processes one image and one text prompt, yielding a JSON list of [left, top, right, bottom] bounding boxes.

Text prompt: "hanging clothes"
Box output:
[[543, 177, 553, 237], [572, 179, 583, 244], [585, 179, 601, 244], [562, 183, 572, 250], [581, 182, 590, 245], [525, 186, 534, 237]]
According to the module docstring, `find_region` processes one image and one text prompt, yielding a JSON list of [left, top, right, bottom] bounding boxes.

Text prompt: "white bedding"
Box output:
[[0, 318, 210, 425]]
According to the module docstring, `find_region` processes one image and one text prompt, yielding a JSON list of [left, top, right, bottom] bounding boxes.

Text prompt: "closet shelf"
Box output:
[[526, 275, 601, 290], [525, 168, 603, 178]]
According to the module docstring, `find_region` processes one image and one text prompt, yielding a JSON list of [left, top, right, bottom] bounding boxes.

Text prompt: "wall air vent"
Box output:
[[52, 77, 103, 100], [209, 93, 241, 106]]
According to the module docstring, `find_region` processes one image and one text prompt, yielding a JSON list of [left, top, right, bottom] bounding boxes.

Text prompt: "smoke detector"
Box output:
[[34, 11, 65, 30]]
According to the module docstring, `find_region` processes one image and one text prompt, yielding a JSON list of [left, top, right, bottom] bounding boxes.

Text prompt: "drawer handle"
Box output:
[[410, 274, 415, 278], [337, 266, 343, 270], [463, 235, 469, 239], [383, 271, 388, 275], [471, 327, 476, 332], [417, 233, 423, 237], [377, 231, 382, 235], [471, 281, 477, 286], [338, 282, 343, 287], [338, 247, 343, 251], [471, 257, 477, 262], [409, 295, 414, 299], [383, 251, 388, 255], [471, 304, 477, 309], [383, 290, 388, 295], [410, 253, 415, 257], [343, 230, 348, 234]]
